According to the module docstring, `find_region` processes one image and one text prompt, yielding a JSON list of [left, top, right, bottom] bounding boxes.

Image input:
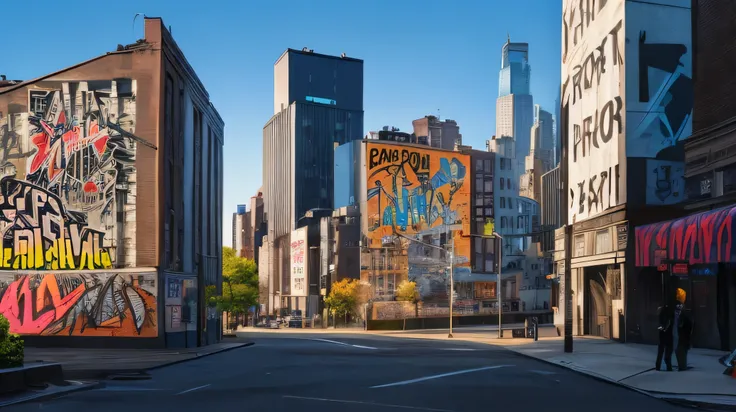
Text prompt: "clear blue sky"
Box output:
[[1, 0, 561, 246]]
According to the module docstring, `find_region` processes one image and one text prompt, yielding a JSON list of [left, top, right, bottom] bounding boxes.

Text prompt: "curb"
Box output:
[[501, 347, 736, 411], [0, 381, 104, 408], [62, 342, 256, 380], [145, 342, 255, 372]]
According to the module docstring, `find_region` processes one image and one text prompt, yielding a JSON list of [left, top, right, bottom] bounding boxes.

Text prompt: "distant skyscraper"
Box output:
[[554, 89, 561, 166], [495, 37, 534, 187]]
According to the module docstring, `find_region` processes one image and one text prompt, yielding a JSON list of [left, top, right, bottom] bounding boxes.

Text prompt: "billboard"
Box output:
[[365, 142, 471, 270], [290, 227, 308, 297], [562, 0, 626, 224]]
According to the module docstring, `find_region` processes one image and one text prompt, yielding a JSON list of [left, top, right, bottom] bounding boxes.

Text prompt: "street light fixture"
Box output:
[[492, 232, 503, 339]]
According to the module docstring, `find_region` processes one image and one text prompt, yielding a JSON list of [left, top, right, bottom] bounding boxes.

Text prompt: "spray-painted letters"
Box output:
[[562, 0, 625, 223], [0, 80, 137, 269], [0, 271, 157, 336]]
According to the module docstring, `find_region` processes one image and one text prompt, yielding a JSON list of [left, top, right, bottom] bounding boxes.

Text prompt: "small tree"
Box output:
[[395, 280, 420, 330], [324, 278, 360, 326], [0, 314, 23, 368], [217, 247, 259, 328]]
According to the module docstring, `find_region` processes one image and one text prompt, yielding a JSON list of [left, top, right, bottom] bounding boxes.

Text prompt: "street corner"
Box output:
[[0, 380, 103, 408]]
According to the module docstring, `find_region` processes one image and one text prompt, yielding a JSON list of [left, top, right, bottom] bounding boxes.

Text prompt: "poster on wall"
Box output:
[[290, 227, 308, 297], [562, 0, 626, 224]]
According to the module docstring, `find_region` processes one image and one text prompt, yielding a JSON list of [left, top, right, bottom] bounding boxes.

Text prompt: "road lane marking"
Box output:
[[176, 384, 211, 395], [439, 348, 477, 351], [310, 338, 380, 350], [283, 395, 455, 411], [530, 370, 557, 375], [370, 365, 513, 388]]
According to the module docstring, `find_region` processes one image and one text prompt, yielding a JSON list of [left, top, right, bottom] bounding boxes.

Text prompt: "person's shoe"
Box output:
[[666, 366, 673, 371]]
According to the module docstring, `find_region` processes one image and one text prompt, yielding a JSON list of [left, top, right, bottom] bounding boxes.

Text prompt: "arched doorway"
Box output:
[[584, 267, 612, 339]]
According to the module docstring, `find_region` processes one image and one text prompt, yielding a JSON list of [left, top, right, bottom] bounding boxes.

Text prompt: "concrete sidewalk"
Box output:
[[373, 328, 736, 408], [23, 341, 253, 379]]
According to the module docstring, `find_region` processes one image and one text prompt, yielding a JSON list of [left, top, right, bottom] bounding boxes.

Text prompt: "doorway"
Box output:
[[584, 266, 612, 339]]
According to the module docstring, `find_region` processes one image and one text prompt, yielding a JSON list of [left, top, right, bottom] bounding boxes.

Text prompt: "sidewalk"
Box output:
[[23, 341, 252, 379], [375, 328, 736, 408]]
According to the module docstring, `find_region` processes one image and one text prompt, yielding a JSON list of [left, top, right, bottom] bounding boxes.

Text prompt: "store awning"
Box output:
[[635, 204, 736, 267]]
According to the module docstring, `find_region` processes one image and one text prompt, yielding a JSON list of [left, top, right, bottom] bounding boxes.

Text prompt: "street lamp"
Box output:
[[493, 232, 503, 339]]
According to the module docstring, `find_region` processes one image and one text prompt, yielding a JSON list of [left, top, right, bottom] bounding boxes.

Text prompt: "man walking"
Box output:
[[655, 299, 674, 371], [674, 288, 693, 371]]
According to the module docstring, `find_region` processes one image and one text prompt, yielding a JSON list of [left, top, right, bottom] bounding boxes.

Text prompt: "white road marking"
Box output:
[[283, 395, 455, 411], [530, 370, 557, 375], [439, 348, 477, 351], [99, 386, 162, 392], [371, 365, 513, 388], [310, 338, 380, 350], [176, 384, 211, 395]]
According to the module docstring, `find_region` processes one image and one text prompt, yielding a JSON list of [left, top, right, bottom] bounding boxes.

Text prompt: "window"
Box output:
[[476, 194, 484, 206], [507, 178, 511, 190], [500, 197, 505, 208], [500, 158, 505, 170], [500, 178, 505, 190], [518, 216, 523, 229], [485, 207, 492, 216], [501, 217, 507, 229], [484, 159, 492, 173], [507, 197, 512, 209], [476, 207, 484, 217], [476, 159, 484, 171], [484, 180, 493, 192]]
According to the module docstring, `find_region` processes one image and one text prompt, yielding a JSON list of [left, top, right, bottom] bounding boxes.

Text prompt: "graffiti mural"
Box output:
[[645, 159, 684, 205], [562, 0, 626, 223], [0, 80, 137, 269], [365, 142, 471, 298], [635, 205, 736, 266], [0, 271, 157, 336]]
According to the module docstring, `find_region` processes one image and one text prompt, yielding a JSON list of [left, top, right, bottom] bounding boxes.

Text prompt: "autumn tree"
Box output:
[[324, 278, 362, 326], [217, 247, 259, 328], [395, 280, 420, 330]]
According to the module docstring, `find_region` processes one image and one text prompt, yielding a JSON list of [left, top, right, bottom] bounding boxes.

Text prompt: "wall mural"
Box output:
[[635, 205, 736, 266], [624, 3, 693, 206], [562, 0, 626, 224], [0, 80, 137, 270], [0, 271, 157, 336], [365, 143, 470, 298]]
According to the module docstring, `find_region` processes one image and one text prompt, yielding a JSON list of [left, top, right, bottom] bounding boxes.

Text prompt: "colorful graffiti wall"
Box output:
[[625, 2, 692, 205], [0, 80, 137, 270], [562, 0, 626, 223], [635, 206, 736, 266], [0, 271, 157, 336], [365, 142, 471, 270]]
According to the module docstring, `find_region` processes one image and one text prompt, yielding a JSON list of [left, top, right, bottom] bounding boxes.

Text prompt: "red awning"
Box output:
[[635, 205, 736, 266]]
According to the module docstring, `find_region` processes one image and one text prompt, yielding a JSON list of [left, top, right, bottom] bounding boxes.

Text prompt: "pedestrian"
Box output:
[[655, 299, 674, 371], [674, 288, 693, 371]]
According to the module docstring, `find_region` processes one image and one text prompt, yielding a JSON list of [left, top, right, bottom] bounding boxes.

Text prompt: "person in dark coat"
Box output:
[[674, 288, 693, 371], [655, 300, 674, 371]]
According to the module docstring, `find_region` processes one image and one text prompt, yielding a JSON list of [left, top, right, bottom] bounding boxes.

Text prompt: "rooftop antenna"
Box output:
[[133, 13, 144, 40], [437, 109, 441, 121], [507, 32, 510, 43]]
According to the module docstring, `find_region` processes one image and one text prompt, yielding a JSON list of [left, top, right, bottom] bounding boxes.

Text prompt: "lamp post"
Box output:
[[493, 232, 503, 339]]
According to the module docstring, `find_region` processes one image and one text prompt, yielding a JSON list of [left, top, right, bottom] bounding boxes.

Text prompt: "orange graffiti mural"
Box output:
[[0, 272, 157, 337], [365, 142, 471, 266]]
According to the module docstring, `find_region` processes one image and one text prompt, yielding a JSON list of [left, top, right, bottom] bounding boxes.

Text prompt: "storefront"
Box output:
[[635, 205, 736, 350]]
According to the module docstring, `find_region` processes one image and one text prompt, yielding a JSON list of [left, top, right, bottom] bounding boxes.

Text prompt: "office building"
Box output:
[[412, 115, 462, 150], [261, 48, 364, 317]]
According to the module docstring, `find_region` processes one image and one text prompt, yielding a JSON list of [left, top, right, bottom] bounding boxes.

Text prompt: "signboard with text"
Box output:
[[290, 227, 308, 297]]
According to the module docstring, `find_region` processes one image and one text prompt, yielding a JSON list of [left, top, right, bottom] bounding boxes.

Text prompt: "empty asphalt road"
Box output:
[[6, 332, 691, 412]]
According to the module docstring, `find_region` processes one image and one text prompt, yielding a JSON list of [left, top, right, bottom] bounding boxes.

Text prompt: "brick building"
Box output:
[[0, 17, 224, 348]]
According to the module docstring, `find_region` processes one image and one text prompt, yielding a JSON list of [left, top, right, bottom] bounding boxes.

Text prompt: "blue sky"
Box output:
[[1, 0, 561, 245]]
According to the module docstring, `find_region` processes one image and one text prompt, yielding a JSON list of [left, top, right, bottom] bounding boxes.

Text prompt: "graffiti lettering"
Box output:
[[566, 20, 623, 106], [571, 164, 619, 220], [0, 178, 112, 270], [0, 272, 157, 336], [572, 96, 623, 162], [563, 0, 612, 63], [636, 206, 736, 266], [369, 147, 430, 174]]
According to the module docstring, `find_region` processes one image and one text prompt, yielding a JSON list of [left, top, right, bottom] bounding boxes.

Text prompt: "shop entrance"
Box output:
[[584, 266, 612, 339]]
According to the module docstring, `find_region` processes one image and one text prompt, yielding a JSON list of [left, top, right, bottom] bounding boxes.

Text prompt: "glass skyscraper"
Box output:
[[499, 41, 531, 97]]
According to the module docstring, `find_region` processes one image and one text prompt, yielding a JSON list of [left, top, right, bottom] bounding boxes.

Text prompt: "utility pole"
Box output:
[[561, 86, 573, 353], [448, 234, 454, 338], [494, 232, 503, 339]]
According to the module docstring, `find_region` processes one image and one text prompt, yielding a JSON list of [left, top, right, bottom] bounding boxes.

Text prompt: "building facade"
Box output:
[[632, 0, 736, 351], [412, 116, 462, 151], [560, 0, 693, 342], [261, 48, 364, 317], [0, 17, 224, 348]]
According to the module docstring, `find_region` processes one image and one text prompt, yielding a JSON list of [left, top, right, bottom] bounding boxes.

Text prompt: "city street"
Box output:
[[6, 333, 691, 412]]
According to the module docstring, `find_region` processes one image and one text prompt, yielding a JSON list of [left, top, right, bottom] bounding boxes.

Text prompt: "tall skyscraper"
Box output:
[[262, 48, 364, 316], [495, 38, 534, 186]]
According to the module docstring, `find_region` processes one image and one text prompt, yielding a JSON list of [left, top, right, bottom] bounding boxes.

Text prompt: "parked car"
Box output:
[[288, 310, 303, 328]]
